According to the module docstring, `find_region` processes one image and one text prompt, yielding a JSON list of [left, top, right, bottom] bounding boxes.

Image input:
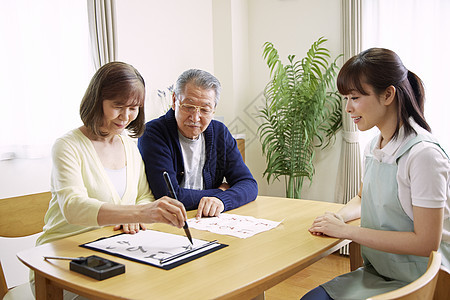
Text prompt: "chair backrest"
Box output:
[[368, 251, 442, 300], [236, 138, 245, 162], [0, 191, 51, 298], [0, 191, 51, 237], [433, 265, 450, 300]]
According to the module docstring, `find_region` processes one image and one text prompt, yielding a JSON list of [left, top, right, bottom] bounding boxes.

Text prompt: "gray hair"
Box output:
[[174, 69, 221, 106]]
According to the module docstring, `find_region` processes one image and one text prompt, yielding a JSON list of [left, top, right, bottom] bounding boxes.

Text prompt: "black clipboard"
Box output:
[[80, 230, 227, 270]]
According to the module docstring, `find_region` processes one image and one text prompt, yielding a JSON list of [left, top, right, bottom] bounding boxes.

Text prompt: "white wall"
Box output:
[[115, 0, 215, 121]]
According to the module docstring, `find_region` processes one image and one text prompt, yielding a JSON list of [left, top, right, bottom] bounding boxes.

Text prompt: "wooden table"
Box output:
[[18, 196, 354, 300]]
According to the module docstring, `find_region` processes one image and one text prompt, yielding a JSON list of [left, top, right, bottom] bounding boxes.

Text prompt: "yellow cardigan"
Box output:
[[37, 128, 154, 246]]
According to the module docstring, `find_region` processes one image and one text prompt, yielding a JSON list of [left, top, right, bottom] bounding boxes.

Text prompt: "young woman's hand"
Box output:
[[308, 212, 347, 238]]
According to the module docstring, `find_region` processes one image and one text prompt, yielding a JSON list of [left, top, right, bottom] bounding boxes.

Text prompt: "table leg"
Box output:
[[252, 291, 265, 300], [35, 272, 63, 300], [349, 241, 363, 271]]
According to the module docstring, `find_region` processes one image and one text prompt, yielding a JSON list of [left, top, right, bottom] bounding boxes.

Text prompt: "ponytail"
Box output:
[[403, 70, 431, 133]]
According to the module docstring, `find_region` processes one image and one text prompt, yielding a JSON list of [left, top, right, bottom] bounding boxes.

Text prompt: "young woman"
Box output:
[[37, 62, 188, 247], [303, 48, 449, 299]]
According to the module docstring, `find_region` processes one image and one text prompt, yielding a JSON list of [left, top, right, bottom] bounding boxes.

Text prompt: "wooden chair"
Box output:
[[0, 191, 51, 299], [236, 137, 245, 162], [367, 251, 441, 300], [433, 265, 450, 300]]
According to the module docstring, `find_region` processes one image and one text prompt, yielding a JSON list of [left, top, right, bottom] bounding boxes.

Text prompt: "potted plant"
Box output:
[[258, 37, 342, 199]]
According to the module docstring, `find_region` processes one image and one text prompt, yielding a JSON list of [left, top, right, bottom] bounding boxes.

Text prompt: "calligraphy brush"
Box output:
[[163, 171, 193, 245]]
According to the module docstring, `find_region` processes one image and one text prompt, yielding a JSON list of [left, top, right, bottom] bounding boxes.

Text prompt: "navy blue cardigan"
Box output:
[[137, 109, 258, 211]]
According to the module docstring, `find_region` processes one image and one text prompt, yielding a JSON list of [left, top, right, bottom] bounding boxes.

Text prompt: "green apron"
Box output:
[[322, 134, 450, 300]]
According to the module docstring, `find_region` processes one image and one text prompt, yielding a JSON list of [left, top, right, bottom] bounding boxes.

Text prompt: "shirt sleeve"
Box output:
[[213, 128, 258, 211], [407, 142, 449, 209]]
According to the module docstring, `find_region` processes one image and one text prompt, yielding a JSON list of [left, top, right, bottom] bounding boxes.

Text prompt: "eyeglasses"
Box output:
[[177, 101, 215, 117]]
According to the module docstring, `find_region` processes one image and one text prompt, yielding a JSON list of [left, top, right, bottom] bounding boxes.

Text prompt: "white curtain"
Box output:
[[335, 0, 363, 206], [87, 0, 117, 69], [361, 0, 450, 153], [336, 0, 363, 256]]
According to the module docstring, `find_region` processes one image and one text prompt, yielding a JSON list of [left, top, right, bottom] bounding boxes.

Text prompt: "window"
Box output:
[[360, 0, 450, 152], [0, 0, 94, 160]]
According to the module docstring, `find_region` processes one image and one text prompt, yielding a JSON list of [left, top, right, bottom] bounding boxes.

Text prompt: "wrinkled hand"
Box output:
[[196, 197, 225, 219], [141, 196, 188, 228], [308, 212, 346, 238], [114, 223, 146, 234]]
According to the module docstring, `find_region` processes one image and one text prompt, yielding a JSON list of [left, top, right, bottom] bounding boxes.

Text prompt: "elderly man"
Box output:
[[138, 69, 258, 218]]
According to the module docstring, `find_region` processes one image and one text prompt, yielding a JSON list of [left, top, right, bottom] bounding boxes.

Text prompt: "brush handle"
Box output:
[[44, 256, 86, 262]]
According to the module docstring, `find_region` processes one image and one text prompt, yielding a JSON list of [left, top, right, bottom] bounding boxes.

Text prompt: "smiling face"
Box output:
[[344, 82, 397, 137], [101, 99, 140, 136], [172, 82, 216, 139]]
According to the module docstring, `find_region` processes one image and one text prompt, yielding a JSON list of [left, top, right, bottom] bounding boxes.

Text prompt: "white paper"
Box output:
[[187, 213, 282, 238], [82, 230, 221, 267]]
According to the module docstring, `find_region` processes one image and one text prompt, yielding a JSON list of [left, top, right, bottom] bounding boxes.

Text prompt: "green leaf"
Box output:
[[258, 37, 343, 198]]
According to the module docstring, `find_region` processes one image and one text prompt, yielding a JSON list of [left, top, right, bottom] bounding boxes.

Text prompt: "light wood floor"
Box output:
[[265, 252, 350, 299]]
